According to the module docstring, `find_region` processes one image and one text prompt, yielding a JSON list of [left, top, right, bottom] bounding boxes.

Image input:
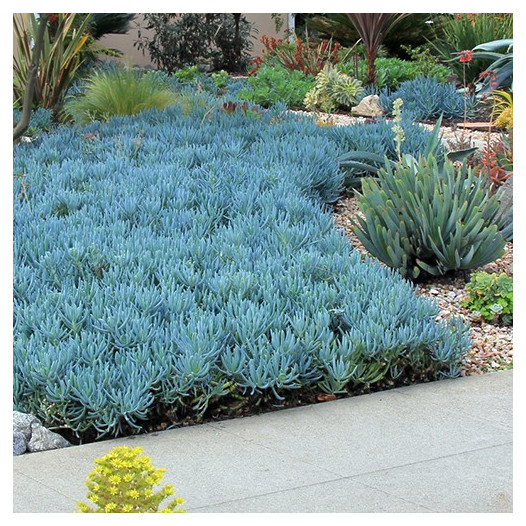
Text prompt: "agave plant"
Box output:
[[353, 154, 510, 279]]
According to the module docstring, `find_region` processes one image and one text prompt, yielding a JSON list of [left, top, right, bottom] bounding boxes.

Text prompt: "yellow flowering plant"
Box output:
[[76, 446, 186, 513]]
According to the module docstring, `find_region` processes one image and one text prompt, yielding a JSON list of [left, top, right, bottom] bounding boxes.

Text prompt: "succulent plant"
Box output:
[[304, 63, 364, 113], [76, 446, 185, 513], [13, 98, 471, 439], [353, 154, 510, 279]]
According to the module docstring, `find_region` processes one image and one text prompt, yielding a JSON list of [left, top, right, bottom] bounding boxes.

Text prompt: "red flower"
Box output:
[[458, 50, 473, 63]]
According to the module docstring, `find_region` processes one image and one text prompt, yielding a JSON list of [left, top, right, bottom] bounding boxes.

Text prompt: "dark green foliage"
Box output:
[[13, 100, 471, 439], [88, 13, 136, 40], [134, 13, 254, 73], [354, 155, 510, 279], [237, 65, 315, 109], [379, 76, 478, 121], [462, 272, 513, 325], [338, 57, 452, 90], [427, 13, 513, 82], [471, 40, 513, 94], [304, 13, 433, 56]]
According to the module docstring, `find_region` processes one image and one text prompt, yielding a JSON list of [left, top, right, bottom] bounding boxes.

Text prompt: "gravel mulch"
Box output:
[[332, 196, 513, 377]]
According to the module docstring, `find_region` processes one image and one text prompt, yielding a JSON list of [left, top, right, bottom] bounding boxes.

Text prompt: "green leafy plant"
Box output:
[[472, 39, 513, 94], [134, 13, 254, 73], [353, 154, 510, 279], [76, 446, 186, 513], [462, 272, 512, 325], [427, 13, 513, 82], [338, 56, 452, 90], [211, 70, 230, 89], [304, 64, 364, 113], [173, 65, 201, 84], [13, 13, 92, 115], [238, 65, 314, 109], [64, 67, 179, 124]]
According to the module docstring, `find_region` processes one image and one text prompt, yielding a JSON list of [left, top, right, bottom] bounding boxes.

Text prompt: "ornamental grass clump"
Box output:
[[354, 155, 511, 280], [76, 446, 185, 513], [65, 67, 179, 124]]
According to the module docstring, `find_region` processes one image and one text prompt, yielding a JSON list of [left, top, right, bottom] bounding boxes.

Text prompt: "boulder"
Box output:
[[351, 95, 384, 117], [13, 431, 27, 456], [27, 421, 72, 453], [13, 411, 72, 455], [13, 411, 38, 442]]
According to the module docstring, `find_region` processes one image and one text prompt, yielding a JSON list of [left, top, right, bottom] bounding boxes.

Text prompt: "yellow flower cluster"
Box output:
[[75, 446, 186, 513]]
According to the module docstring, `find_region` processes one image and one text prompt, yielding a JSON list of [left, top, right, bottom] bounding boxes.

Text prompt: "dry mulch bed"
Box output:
[[332, 196, 513, 377]]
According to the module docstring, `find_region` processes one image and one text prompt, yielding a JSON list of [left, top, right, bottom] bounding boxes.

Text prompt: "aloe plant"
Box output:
[[354, 155, 510, 279], [472, 39, 513, 93]]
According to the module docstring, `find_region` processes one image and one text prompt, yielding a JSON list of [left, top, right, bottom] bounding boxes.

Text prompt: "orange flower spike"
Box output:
[[459, 50, 473, 63]]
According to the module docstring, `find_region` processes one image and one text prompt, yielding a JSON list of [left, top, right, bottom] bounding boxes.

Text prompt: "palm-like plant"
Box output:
[[346, 13, 408, 85]]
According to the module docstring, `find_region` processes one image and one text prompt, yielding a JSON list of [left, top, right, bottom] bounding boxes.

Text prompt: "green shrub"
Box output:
[[304, 64, 364, 113], [338, 56, 452, 90], [76, 446, 185, 513], [134, 13, 254, 73], [428, 13, 513, 82], [65, 68, 179, 124], [463, 272, 513, 325], [354, 155, 509, 279], [238, 65, 314, 109]]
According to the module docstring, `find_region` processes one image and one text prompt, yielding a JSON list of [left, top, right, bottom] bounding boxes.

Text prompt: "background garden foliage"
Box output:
[[14, 97, 471, 438]]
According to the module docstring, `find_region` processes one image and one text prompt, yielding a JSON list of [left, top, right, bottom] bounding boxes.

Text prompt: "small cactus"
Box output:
[[76, 446, 186, 513]]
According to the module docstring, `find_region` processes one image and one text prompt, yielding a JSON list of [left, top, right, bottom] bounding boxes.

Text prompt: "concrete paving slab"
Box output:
[[352, 443, 513, 513], [12, 472, 75, 514], [394, 370, 513, 429], [13, 370, 513, 514], [191, 476, 434, 513], [207, 382, 512, 478], [14, 422, 341, 513]]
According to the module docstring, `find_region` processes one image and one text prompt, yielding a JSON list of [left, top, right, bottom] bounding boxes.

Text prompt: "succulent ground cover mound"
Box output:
[[13, 99, 470, 442]]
